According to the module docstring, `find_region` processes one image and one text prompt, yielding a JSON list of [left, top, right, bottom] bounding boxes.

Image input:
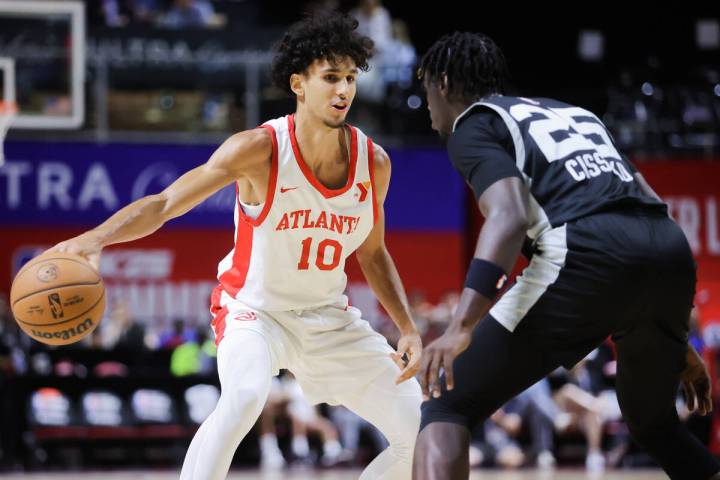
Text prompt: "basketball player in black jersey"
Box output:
[[412, 32, 720, 480]]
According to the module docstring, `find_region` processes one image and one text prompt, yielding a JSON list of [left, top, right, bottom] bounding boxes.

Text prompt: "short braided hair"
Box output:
[[419, 32, 508, 102]]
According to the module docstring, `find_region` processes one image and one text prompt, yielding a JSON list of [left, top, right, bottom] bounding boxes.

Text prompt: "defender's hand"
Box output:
[[682, 344, 713, 416], [419, 328, 471, 400]]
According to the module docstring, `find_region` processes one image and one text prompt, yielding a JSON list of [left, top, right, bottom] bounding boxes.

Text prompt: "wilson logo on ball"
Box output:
[[48, 293, 65, 319], [31, 318, 94, 341]]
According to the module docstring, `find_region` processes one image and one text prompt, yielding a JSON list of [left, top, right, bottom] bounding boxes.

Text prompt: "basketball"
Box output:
[[10, 252, 105, 346]]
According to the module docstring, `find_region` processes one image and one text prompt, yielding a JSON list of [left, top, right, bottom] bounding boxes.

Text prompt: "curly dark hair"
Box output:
[[418, 32, 508, 103], [271, 12, 374, 95]]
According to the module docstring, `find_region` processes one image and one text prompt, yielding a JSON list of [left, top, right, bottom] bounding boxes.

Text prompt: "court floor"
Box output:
[[0, 469, 668, 479]]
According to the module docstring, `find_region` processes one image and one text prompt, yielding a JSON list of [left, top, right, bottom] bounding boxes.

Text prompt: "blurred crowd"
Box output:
[[0, 287, 715, 472], [97, 0, 226, 29], [604, 66, 720, 154], [6, 1, 708, 150]]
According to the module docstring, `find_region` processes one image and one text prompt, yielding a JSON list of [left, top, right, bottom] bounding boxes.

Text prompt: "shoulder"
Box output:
[[369, 141, 391, 180], [452, 106, 506, 142], [209, 128, 273, 176], [449, 107, 511, 157], [230, 127, 274, 154]]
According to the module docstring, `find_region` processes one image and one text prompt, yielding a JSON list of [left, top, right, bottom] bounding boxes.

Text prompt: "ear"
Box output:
[[439, 74, 449, 98], [290, 73, 304, 98]]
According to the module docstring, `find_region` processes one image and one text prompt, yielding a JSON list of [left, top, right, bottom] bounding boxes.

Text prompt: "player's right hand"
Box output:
[[681, 344, 713, 416], [392, 330, 423, 384], [418, 327, 472, 401], [48, 231, 103, 272]]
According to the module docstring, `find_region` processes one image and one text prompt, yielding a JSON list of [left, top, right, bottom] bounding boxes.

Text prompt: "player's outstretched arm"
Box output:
[[355, 144, 421, 384], [419, 177, 529, 399], [49, 128, 272, 269]]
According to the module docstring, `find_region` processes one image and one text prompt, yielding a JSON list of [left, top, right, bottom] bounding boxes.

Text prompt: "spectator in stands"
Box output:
[[197, 329, 217, 375], [0, 294, 26, 376], [329, 405, 388, 467], [351, 0, 392, 55], [552, 345, 622, 472], [170, 337, 200, 377], [258, 372, 344, 469], [98, 0, 164, 27], [100, 0, 128, 27], [0, 295, 14, 379], [129, 0, 162, 25], [381, 19, 416, 90], [170, 328, 214, 377], [468, 417, 525, 469], [159, 318, 190, 350], [100, 300, 145, 350], [494, 379, 561, 470], [350, 0, 392, 103], [466, 378, 562, 470], [157, 0, 219, 29], [281, 374, 343, 466], [258, 377, 287, 470]]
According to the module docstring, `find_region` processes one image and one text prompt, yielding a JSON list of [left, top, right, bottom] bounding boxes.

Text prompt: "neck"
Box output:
[[448, 100, 476, 130], [293, 108, 347, 167]]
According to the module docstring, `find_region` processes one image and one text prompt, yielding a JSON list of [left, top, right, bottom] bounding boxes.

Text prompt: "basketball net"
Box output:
[[0, 100, 17, 166]]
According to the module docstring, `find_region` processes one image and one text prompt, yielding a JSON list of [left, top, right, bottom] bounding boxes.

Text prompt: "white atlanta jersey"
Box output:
[[216, 114, 378, 312]]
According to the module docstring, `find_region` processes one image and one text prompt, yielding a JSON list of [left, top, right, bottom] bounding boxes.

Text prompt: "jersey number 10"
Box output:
[[298, 237, 343, 271]]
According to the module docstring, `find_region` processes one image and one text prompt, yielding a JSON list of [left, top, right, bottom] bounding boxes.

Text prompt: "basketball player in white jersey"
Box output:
[[48, 12, 423, 479]]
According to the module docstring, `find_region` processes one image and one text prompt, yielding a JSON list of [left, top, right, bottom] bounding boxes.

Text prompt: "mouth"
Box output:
[[331, 103, 348, 112]]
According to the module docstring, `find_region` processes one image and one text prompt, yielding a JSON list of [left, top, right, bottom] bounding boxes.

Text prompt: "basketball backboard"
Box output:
[[0, 0, 85, 129]]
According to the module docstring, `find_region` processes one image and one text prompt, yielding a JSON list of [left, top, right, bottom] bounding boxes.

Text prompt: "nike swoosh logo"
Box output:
[[280, 186, 298, 193]]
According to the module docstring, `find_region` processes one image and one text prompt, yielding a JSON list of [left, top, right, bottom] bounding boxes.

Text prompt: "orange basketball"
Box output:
[[10, 251, 105, 346]]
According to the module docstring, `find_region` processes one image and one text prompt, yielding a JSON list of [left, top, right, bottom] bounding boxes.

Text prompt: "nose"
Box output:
[[336, 79, 350, 99]]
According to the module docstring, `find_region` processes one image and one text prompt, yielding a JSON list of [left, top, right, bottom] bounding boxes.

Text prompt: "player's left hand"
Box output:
[[682, 344, 713, 415], [419, 327, 472, 400], [392, 330, 422, 384]]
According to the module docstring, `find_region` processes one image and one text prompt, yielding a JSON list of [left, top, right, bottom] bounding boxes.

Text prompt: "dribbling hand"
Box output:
[[48, 232, 103, 272]]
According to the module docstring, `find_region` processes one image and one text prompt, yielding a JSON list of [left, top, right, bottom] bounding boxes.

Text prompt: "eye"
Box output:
[[347, 76, 356, 83], [325, 74, 338, 82]]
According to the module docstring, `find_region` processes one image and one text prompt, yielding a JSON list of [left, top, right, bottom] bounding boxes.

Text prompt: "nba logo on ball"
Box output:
[[48, 293, 64, 319]]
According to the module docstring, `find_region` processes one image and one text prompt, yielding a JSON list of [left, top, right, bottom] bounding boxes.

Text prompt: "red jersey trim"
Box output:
[[219, 127, 277, 298], [212, 306, 229, 346], [287, 114, 358, 198], [209, 285, 229, 345], [237, 125, 279, 227], [218, 220, 253, 297], [367, 137, 379, 225]]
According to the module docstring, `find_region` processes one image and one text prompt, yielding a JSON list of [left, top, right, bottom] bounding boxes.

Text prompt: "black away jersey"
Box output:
[[449, 95, 667, 240]]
